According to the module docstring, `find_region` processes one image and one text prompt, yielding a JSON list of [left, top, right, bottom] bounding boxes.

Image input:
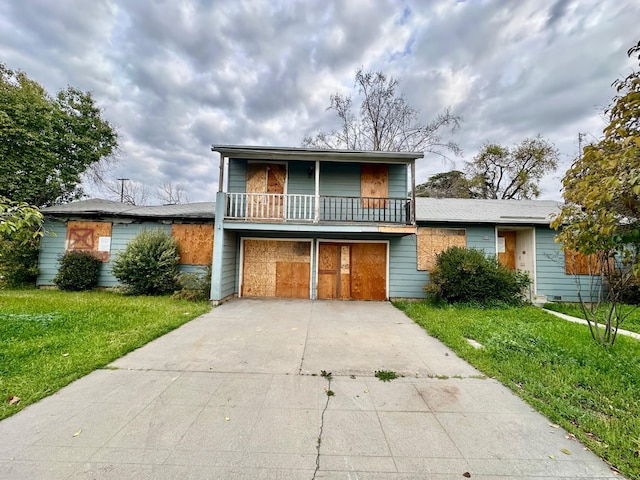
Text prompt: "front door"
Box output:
[[246, 163, 286, 219], [317, 242, 387, 300]]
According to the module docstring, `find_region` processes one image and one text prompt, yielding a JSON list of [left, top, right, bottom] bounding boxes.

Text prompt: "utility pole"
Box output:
[[578, 132, 586, 160], [117, 178, 129, 203]]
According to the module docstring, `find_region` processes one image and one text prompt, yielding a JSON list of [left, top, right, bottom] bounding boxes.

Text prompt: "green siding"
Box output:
[[388, 164, 407, 198], [287, 161, 315, 194], [228, 158, 247, 193], [389, 235, 428, 298], [319, 162, 361, 197], [221, 230, 238, 298], [36, 219, 68, 286]]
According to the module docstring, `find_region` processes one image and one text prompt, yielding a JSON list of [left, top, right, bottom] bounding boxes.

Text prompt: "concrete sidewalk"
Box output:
[[0, 299, 620, 479]]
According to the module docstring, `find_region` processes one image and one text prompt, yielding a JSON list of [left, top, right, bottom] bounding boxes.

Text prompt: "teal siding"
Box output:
[[221, 230, 238, 298], [388, 164, 407, 198], [389, 235, 427, 298], [228, 159, 247, 193], [36, 219, 68, 286], [319, 162, 361, 197], [466, 225, 496, 254], [287, 161, 315, 194]]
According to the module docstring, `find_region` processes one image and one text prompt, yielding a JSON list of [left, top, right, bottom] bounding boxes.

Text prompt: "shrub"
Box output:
[[172, 266, 211, 302], [424, 246, 530, 307], [54, 250, 102, 291], [112, 229, 180, 295], [0, 236, 40, 288]]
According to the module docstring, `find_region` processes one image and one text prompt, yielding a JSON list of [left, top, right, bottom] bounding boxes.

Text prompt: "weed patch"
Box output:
[[374, 370, 398, 382]]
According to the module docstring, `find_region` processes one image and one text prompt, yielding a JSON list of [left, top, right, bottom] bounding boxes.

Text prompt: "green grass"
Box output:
[[544, 302, 640, 334], [394, 301, 640, 480], [0, 289, 211, 421]]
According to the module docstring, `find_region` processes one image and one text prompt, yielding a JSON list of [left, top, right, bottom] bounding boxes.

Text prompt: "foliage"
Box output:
[[0, 63, 118, 207], [395, 301, 640, 480], [465, 136, 559, 199], [425, 246, 531, 306], [0, 289, 211, 420], [53, 251, 102, 291], [415, 170, 475, 198], [111, 229, 180, 295], [374, 370, 398, 382], [172, 266, 212, 302], [552, 41, 640, 347], [303, 68, 461, 157]]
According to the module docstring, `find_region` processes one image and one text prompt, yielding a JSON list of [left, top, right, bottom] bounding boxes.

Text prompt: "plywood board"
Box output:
[[350, 243, 387, 300], [171, 224, 214, 265], [66, 221, 112, 262], [361, 164, 388, 208], [267, 164, 286, 194], [275, 262, 310, 298], [497, 231, 516, 271], [416, 227, 466, 271], [565, 250, 602, 275], [317, 243, 339, 299]]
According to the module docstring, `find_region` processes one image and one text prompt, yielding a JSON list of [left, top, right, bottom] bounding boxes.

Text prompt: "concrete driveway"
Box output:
[[0, 299, 619, 479]]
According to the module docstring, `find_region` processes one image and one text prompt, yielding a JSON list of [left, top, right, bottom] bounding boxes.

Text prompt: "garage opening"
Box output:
[[241, 239, 311, 298], [317, 242, 387, 300]]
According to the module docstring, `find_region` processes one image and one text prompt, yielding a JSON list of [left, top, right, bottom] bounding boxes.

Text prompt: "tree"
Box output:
[[0, 63, 118, 207], [100, 177, 151, 205], [156, 181, 189, 205], [303, 68, 461, 157], [465, 136, 559, 199], [415, 170, 474, 198], [552, 41, 640, 347]]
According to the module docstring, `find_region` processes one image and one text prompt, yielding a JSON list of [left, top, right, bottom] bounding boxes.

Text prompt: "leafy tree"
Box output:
[[415, 170, 474, 198], [303, 68, 461, 157], [466, 136, 559, 199], [0, 63, 118, 207], [552, 41, 640, 347]]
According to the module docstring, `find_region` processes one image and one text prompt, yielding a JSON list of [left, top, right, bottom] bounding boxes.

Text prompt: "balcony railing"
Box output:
[[225, 193, 411, 224]]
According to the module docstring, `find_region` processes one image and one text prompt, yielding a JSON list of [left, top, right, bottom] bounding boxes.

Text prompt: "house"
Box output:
[[37, 145, 594, 303]]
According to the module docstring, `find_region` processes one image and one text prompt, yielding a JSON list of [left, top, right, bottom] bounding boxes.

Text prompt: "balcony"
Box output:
[[225, 193, 412, 224]]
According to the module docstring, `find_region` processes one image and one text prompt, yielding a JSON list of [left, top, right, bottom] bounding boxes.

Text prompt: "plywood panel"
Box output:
[[351, 243, 387, 300], [565, 250, 603, 275], [416, 227, 466, 271], [267, 164, 286, 194], [317, 243, 339, 299], [497, 231, 516, 271], [171, 224, 214, 265], [361, 164, 388, 208], [246, 164, 268, 193], [275, 262, 310, 298], [66, 221, 112, 262]]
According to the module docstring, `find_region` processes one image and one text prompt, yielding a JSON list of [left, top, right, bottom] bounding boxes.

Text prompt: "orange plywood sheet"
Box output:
[[564, 250, 603, 275], [66, 221, 112, 262], [416, 227, 466, 271], [350, 243, 387, 300], [361, 164, 388, 208], [497, 231, 516, 271], [267, 164, 286, 194], [275, 262, 310, 298], [171, 224, 214, 265], [317, 243, 339, 299]]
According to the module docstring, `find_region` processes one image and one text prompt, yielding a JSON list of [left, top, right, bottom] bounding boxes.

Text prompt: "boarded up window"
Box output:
[[66, 221, 112, 262], [361, 164, 388, 208], [417, 227, 466, 271], [171, 224, 214, 265], [565, 250, 601, 275]]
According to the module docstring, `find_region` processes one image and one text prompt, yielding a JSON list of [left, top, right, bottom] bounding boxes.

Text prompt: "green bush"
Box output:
[[0, 236, 40, 288], [172, 266, 211, 302], [424, 246, 530, 307], [54, 250, 102, 291], [112, 229, 180, 295]]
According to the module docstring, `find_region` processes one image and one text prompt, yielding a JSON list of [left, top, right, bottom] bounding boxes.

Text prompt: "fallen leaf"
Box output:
[[462, 472, 471, 478], [224, 416, 230, 422], [364, 389, 369, 394], [7, 396, 20, 405], [73, 429, 82, 437], [549, 455, 556, 459], [62, 353, 69, 357], [561, 448, 572, 455], [548, 423, 560, 429]]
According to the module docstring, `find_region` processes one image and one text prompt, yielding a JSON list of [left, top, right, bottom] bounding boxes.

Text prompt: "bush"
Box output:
[[0, 237, 40, 288], [424, 246, 530, 307], [112, 229, 180, 295], [54, 250, 102, 291], [172, 266, 211, 302]]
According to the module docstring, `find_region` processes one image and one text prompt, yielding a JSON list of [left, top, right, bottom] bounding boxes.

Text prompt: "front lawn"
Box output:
[[395, 301, 640, 480], [544, 301, 640, 334], [0, 289, 211, 421]]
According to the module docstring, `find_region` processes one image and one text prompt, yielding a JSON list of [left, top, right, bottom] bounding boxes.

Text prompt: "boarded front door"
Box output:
[[317, 242, 387, 300], [242, 239, 310, 298], [246, 163, 286, 219], [497, 231, 516, 270]]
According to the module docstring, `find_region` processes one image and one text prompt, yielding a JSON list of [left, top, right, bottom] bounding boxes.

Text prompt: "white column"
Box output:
[[314, 159, 320, 223]]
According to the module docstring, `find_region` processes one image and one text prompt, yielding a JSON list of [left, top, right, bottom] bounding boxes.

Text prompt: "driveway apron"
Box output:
[[0, 299, 620, 479]]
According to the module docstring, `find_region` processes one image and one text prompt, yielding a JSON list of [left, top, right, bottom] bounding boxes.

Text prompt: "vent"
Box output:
[[552, 295, 562, 301]]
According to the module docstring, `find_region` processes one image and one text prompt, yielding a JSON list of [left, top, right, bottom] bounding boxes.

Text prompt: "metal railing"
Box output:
[[225, 193, 411, 224]]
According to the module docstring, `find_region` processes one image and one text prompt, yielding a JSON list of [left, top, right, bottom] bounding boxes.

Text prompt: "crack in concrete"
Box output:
[[312, 374, 333, 480]]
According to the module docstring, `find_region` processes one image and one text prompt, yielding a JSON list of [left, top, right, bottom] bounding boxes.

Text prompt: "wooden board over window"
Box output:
[[565, 250, 601, 275], [361, 164, 388, 208], [66, 221, 112, 262], [171, 224, 214, 265], [417, 227, 466, 271]]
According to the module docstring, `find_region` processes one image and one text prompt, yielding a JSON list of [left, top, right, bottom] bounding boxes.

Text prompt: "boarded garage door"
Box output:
[[242, 239, 311, 298], [317, 242, 387, 300]]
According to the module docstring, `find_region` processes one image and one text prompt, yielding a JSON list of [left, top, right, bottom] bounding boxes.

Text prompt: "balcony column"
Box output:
[[410, 159, 416, 224], [210, 192, 227, 303], [314, 159, 320, 223]]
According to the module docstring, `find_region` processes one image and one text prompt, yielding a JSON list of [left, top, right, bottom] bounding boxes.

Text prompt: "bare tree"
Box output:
[[156, 181, 189, 205], [303, 68, 461, 157], [100, 177, 151, 205]]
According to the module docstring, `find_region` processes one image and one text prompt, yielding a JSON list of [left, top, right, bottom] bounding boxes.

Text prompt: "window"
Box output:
[[361, 164, 388, 208], [66, 221, 112, 262], [417, 227, 466, 271]]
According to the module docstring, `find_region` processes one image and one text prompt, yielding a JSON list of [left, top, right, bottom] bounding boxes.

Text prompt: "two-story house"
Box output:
[[210, 145, 423, 303]]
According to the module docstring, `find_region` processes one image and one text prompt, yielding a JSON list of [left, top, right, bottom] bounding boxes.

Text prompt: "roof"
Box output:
[[42, 198, 215, 219], [415, 197, 562, 225], [211, 144, 424, 163]]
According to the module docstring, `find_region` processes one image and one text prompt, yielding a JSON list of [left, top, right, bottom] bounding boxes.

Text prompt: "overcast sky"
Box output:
[[1, 0, 638, 204]]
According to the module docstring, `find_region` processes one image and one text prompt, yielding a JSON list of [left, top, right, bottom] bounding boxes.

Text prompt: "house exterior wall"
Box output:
[[220, 230, 238, 298]]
